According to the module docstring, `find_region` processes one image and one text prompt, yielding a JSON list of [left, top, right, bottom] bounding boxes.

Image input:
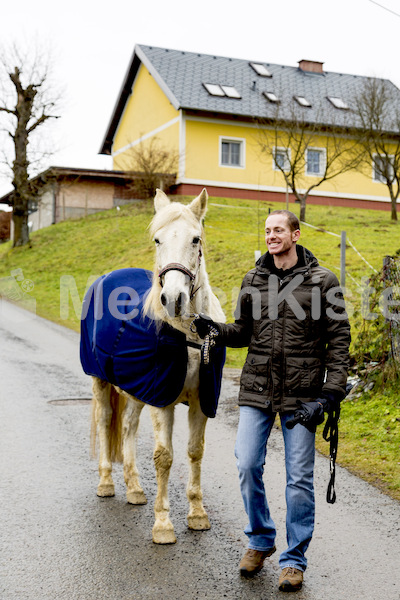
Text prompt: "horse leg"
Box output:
[[149, 405, 176, 544], [92, 377, 115, 497], [187, 400, 210, 531], [122, 397, 147, 505]]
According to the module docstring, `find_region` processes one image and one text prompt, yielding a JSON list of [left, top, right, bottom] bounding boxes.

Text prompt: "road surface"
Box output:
[[0, 299, 399, 600]]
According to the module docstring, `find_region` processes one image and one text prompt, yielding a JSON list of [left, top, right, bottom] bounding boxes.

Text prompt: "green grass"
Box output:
[[1, 195, 399, 500], [316, 387, 400, 500]]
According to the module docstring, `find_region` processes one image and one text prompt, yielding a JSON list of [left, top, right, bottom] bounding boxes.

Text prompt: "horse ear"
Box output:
[[188, 188, 208, 220], [154, 189, 171, 213]]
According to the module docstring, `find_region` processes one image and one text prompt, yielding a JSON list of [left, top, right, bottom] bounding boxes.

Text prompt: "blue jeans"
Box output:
[[235, 405, 316, 571]]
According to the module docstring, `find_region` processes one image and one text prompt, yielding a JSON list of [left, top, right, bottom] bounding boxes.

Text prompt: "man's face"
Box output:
[[265, 214, 300, 256]]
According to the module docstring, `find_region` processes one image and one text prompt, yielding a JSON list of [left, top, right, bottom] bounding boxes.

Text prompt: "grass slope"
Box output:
[[0, 196, 399, 500]]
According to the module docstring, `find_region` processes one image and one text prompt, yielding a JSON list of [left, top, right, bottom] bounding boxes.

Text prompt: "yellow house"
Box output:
[[100, 45, 400, 212]]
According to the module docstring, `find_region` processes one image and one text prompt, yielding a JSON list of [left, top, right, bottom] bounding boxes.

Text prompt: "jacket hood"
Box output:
[[256, 244, 319, 275]]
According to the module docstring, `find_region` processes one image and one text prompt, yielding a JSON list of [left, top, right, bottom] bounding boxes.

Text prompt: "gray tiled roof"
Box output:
[[100, 44, 400, 155]]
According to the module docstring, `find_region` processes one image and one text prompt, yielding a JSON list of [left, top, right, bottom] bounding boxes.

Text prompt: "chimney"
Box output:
[[298, 59, 324, 74]]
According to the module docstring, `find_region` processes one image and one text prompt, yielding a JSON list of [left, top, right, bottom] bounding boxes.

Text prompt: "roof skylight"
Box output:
[[250, 62, 272, 77], [263, 91, 280, 103], [294, 95, 312, 108], [203, 83, 225, 96], [327, 96, 349, 110], [203, 83, 241, 99], [221, 85, 241, 99]]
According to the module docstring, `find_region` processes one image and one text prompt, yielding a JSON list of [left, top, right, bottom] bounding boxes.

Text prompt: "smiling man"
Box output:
[[265, 211, 300, 267], [194, 209, 351, 592]]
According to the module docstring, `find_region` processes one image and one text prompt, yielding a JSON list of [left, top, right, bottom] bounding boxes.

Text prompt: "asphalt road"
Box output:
[[1, 299, 399, 600]]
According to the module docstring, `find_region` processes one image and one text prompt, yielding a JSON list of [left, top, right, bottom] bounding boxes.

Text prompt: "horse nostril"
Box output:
[[177, 292, 184, 309], [160, 293, 167, 306], [175, 292, 185, 316]]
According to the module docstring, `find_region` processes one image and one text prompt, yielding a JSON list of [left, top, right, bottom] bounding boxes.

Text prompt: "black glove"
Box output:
[[192, 314, 220, 339], [287, 389, 343, 432], [286, 399, 327, 433]]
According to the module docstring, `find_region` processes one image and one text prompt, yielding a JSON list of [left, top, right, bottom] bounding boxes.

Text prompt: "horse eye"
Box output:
[[192, 236, 200, 244], [154, 238, 160, 245]]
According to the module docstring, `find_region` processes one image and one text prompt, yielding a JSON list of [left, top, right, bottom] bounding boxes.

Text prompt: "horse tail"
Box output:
[[108, 387, 126, 463], [90, 383, 127, 463]]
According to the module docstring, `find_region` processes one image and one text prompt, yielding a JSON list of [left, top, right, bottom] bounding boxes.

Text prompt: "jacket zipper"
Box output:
[[279, 282, 287, 406]]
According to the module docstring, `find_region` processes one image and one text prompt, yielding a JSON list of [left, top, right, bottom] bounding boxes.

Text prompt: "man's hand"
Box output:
[[286, 400, 326, 433], [192, 314, 220, 339]]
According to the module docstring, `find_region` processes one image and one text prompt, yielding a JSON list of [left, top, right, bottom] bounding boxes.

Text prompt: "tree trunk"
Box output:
[[390, 193, 398, 221], [12, 204, 30, 247], [299, 194, 307, 222], [11, 73, 36, 247]]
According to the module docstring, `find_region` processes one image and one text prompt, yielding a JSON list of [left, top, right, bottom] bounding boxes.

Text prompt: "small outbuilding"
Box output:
[[0, 167, 147, 234]]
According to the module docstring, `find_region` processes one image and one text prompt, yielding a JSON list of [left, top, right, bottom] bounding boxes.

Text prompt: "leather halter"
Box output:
[[158, 247, 202, 299], [158, 262, 196, 281]]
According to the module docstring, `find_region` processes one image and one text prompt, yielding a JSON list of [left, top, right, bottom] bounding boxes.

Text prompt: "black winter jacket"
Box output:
[[218, 245, 351, 413]]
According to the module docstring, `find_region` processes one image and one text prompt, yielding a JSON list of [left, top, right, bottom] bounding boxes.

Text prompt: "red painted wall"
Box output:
[[173, 183, 399, 212]]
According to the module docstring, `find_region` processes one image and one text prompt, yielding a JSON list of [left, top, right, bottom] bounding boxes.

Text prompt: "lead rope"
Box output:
[[323, 403, 341, 504], [189, 314, 219, 365]]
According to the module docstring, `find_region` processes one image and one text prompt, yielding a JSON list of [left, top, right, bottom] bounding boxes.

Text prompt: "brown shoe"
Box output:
[[278, 567, 303, 591], [239, 546, 276, 577]]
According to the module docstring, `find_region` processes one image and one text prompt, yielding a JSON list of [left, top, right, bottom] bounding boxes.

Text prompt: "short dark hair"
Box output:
[[268, 210, 300, 232]]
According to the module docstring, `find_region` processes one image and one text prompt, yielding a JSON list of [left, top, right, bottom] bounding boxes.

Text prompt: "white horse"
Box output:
[[90, 188, 225, 544]]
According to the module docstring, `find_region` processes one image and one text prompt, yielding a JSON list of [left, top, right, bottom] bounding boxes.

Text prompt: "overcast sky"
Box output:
[[1, 0, 400, 198]]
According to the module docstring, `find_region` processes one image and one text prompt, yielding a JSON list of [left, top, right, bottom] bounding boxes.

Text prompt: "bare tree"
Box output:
[[352, 77, 400, 221], [0, 43, 61, 246], [119, 136, 179, 199], [256, 105, 362, 222]]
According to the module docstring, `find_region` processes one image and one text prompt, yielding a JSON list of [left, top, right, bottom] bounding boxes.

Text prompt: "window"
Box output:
[[273, 147, 290, 171], [263, 91, 280, 103], [221, 85, 241, 99], [373, 154, 394, 182], [203, 83, 241, 98], [306, 148, 326, 176], [294, 95, 312, 108], [203, 83, 225, 96], [327, 96, 349, 110], [220, 137, 245, 168], [250, 62, 272, 77]]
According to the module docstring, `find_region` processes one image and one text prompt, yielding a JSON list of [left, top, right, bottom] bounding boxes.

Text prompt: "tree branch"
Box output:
[[27, 112, 54, 134], [0, 105, 16, 116]]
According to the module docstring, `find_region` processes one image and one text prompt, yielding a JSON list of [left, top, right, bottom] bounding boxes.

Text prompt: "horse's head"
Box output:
[[150, 188, 207, 319]]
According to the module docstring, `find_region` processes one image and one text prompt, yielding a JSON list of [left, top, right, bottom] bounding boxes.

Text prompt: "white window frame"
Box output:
[[327, 96, 349, 110], [250, 62, 272, 78], [263, 91, 280, 103], [373, 153, 395, 183], [294, 95, 312, 108], [203, 83, 241, 99], [273, 146, 291, 172], [220, 85, 241, 99], [219, 136, 246, 169], [203, 83, 225, 96], [306, 147, 326, 176]]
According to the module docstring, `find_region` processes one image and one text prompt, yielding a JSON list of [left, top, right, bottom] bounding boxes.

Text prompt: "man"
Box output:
[[194, 210, 350, 592]]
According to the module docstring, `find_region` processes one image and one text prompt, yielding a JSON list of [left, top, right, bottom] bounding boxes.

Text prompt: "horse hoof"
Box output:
[[97, 483, 115, 497], [187, 514, 211, 531], [126, 490, 147, 505], [152, 525, 176, 544]]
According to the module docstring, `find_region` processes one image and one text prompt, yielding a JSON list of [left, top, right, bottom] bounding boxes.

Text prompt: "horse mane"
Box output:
[[144, 201, 205, 323], [148, 202, 200, 238]]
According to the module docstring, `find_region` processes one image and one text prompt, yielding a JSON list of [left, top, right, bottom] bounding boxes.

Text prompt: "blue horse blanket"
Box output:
[[80, 268, 225, 418]]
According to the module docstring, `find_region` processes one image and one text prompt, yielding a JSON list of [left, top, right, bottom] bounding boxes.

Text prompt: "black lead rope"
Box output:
[[200, 326, 219, 365], [189, 315, 219, 365], [323, 403, 341, 504]]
